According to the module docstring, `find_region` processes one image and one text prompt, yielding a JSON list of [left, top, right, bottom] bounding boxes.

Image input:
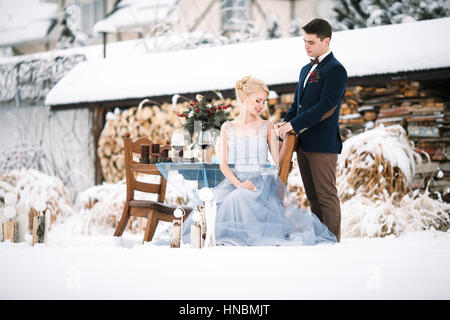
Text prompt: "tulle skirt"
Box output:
[[182, 169, 337, 246]]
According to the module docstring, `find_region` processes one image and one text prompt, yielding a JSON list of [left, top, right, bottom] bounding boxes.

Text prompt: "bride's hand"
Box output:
[[236, 180, 256, 191], [275, 121, 285, 129], [274, 121, 285, 138]]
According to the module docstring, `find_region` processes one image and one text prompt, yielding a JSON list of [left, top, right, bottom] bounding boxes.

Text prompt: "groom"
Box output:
[[278, 18, 347, 242]]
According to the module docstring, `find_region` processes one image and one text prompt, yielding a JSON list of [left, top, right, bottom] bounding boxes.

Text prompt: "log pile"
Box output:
[[340, 81, 448, 148], [98, 102, 183, 183]]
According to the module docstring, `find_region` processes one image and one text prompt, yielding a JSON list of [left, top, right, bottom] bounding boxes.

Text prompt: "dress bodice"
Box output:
[[225, 121, 269, 172]]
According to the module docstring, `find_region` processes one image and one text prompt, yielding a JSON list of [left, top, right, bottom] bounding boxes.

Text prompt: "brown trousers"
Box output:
[[297, 147, 341, 242]]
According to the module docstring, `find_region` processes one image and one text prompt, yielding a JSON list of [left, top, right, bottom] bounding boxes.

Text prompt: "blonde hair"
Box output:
[[235, 75, 269, 104]]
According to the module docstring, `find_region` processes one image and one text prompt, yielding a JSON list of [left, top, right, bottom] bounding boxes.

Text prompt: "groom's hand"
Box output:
[[278, 122, 293, 140]]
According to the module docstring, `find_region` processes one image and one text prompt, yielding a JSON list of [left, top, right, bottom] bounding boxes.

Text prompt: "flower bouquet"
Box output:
[[177, 94, 232, 137], [176, 94, 232, 162]]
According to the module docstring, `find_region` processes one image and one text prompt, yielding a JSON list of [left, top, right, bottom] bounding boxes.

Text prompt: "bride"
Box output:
[[182, 76, 336, 246]]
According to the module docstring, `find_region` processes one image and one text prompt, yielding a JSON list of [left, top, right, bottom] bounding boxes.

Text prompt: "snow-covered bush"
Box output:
[[0, 168, 75, 231], [74, 174, 190, 235], [337, 124, 421, 201], [74, 180, 138, 235]]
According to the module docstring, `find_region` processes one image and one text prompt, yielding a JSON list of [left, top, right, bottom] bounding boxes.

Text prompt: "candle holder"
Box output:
[[2, 193, 18, 243], [140, 144, 150, 164], [170, 207, 186, 248], [172, 146, 183, 163], [151, 143, 160, 154], [158, 148, 169, 163], [190, 208, 202, 249], [199, 187, 216, 247]]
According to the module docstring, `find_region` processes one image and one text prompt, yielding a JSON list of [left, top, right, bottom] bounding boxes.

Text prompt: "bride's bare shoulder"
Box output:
[[262, 120, 274, 128], [221, 121, 233, 131]]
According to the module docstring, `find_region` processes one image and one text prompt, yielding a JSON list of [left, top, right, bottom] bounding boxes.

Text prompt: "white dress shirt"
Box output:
[[303, 50, 331, 88]]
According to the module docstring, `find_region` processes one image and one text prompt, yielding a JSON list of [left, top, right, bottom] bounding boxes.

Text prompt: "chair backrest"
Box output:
[[123, 132, 167, 203], [278, 130, 298, 185]]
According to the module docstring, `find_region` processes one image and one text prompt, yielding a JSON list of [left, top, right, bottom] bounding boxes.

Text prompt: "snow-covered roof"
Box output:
[[93, 0, 179, 34], [0, 0, 58, 47], [45, 17, 450, 107]]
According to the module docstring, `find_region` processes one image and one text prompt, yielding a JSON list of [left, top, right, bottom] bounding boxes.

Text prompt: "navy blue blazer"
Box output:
[[283, 52, 347, 154]]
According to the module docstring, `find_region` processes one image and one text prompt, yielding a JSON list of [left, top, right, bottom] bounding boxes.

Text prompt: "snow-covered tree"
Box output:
[[266, 15, 281, 39], [288, 17, 303, 37], [332, 0, 450, 30], [57, 4, 87, 49]]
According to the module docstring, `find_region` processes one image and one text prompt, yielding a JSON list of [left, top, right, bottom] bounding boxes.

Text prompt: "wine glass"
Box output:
[[171, 130, 185, 162], [198, 131, 212, 163], [199, 131, 212, 150]]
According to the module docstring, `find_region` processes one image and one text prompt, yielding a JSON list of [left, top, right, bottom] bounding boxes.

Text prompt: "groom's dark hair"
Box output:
[[303, 18, 332, 40]]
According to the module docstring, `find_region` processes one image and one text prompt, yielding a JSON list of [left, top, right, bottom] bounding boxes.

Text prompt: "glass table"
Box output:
[[155, 161, 278, 247]]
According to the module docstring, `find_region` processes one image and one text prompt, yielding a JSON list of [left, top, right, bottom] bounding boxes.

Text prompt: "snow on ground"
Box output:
[[1, 212, 449, 300]]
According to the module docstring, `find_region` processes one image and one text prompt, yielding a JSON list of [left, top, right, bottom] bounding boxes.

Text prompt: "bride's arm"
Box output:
[[219, 122, 241, 187], [267, 122, 280, 167]]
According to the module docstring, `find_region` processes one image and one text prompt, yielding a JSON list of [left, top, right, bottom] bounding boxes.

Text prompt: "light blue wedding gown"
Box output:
[[181, 122, 337, 246]]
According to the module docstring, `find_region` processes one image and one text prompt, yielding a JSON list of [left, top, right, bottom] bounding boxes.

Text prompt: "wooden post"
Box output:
[[170, 219, 182, 248], [2, 221, 18, 242], [200, 206, 207, 247], [102, 32, 107, 58], [190, 222, 201, 249], [32, 215, 46, 246], [36, 215, 45, 244], [31, 215, 38, 246], [91, 106, 106, 185]]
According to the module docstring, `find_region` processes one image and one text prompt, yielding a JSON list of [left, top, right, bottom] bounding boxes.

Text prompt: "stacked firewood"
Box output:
[[98, 102, 182, 182], [339, 81, 448, 140], [97, 98, 238, 183]]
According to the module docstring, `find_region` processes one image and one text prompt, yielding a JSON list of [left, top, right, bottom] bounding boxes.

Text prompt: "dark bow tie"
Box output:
[[310, 57, 319, 65]]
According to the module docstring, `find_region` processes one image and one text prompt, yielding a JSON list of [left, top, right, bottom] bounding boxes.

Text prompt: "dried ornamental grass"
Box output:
[[341, 190, 450, 238], [0, 169, 75, 231], [337, 125, 449, 237], [337, 124, 421, 202], [74, 181, 145, 235]]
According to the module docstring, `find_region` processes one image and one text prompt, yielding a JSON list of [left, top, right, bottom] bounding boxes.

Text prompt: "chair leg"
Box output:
[[114, 204, 131, 237], [143, 210, 159, 243]]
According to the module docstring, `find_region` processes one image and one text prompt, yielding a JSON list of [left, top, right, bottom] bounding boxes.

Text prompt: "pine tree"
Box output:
[[57, 4, 87, 49], [266, 15, 281, 39], [288, 17, 303, 37], [332, 0, 450, 30], [332, 0, 370, 30]]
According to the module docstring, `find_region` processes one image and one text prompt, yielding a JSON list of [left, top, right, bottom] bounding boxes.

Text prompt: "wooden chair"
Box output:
[[278, 130, 298, 185], [114, 132, 193, 243]]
